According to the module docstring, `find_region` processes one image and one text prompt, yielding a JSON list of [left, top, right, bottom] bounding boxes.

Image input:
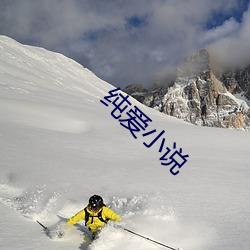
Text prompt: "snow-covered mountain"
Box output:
[[0, 36, 250, 250], [124, 49, 250, 130]]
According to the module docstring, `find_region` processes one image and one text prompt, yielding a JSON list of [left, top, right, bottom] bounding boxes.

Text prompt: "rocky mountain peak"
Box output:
[[177, 49, 210, 78], [123, 49, 250, 130]]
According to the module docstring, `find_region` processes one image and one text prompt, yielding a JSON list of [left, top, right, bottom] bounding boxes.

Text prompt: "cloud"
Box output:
[[209, 3, 250, 68], [200, 18, 240, 45], [0, 0, 249, 88]]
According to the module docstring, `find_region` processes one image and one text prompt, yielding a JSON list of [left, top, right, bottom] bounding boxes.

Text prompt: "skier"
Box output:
[[66, 194, 121, 239]]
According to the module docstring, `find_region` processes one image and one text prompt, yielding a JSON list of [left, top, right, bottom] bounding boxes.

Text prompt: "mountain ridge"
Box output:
[[123, 49, 250, 130]]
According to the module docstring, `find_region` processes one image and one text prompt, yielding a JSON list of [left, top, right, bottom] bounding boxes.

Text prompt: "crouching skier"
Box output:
[[66, 195, 122, 239]]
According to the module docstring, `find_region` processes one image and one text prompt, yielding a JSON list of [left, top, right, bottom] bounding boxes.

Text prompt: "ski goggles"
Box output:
[[89, 204, 101, 212]]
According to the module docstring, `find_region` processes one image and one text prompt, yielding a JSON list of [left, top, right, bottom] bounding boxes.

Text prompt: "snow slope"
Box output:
[[0, 36, 249, 250]]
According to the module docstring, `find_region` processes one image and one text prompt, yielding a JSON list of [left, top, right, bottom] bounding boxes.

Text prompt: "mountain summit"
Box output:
[[124, 49, 250, 130]]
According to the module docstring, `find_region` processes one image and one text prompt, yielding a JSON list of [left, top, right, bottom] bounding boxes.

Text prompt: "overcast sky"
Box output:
[[0, 0, 249, 88]]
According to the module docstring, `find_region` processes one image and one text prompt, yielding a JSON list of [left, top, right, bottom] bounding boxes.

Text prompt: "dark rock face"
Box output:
[[122, 84, 146, 103], [123, 49, 250, 130], [218, 66, 250, 99]]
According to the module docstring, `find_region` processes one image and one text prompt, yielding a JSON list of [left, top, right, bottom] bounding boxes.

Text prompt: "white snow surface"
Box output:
[[0, 36, 250, 250]]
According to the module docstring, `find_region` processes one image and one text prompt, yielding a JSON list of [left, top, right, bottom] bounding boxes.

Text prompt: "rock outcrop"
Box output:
[[123, 49, 250, 130]]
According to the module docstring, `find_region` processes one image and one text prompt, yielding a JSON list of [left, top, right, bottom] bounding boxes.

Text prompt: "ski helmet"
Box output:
[[89, 195, 104, 210]]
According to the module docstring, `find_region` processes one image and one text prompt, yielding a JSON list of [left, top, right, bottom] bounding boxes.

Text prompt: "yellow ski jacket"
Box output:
[[67, 206, 121, 233]]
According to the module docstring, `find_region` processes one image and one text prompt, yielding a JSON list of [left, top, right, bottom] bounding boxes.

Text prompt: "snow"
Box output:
[[0, 35, 250, 250], [234, 93, 250, 107]]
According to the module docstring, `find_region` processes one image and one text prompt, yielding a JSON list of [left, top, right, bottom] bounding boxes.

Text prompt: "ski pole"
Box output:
[[122, 227, 180, 250], [37, 220, 48, 231]]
